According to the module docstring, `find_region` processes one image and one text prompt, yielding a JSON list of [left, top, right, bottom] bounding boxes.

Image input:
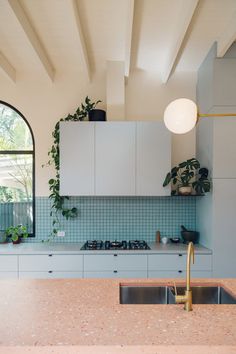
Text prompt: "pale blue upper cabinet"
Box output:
[[136, 122, 171, 196], [60, 121, 171, 196], [95, 122, 136, 196], [60, 122, 95, 195]]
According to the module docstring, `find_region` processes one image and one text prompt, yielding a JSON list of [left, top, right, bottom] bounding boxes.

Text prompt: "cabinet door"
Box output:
[[95, 122, 136, 195], [213, 118, 236, 178], [19, 255, 83, 272], [148, 270, 212, 279], [84, 254, 147, 272], [0, 255, 18, 271], [136, 122, 171, 196], [213, 179, 236, 277], [60, 122, 95, 196], [0, 272, 18, 279], [19, 271, 83, 279], [84, 271, 147, 278]]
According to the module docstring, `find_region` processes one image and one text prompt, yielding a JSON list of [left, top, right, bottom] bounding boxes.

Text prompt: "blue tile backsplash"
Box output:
[[29, 196, 196, 243]]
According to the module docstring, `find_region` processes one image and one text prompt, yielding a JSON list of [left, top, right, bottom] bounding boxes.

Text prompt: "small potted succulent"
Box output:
[[163, 158, 211, 195], [6, 225, 28, 244]]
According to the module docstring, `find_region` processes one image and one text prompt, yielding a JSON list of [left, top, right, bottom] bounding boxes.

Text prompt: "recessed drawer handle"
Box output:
[[114, 254, 118, 257], [48, 254, 53, 257], [48, 271, 53, 273], [178, 270, 183, 273], [113, 270, 118, 273], [178, 254, 183, 257]]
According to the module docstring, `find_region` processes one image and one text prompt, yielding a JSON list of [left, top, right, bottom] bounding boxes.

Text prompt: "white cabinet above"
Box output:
[[60, 122, 95, 195], [60, 121, 171, 196], [95, 122, 136, 196], [136, 122, 171, 196]]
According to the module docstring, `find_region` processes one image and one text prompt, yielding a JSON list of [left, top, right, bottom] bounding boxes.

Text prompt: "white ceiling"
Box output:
[[0, 0, 236, 83]]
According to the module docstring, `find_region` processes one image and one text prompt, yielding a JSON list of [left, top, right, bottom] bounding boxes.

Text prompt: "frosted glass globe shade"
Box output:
[[164, 98, 198, 134]]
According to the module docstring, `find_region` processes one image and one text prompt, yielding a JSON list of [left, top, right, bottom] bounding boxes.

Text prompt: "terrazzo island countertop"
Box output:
[[0, 242, 211, 254], [0, 278, 235, 354]]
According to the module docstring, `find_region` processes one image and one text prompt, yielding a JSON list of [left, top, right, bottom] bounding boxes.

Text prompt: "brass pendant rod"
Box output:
[[199, 113, 236, 117]]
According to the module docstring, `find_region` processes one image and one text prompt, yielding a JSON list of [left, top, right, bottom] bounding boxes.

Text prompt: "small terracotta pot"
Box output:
[[178, 186, 192, 195]]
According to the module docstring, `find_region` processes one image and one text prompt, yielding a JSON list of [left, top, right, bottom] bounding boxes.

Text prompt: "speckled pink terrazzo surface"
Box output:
[[0, 278, 236, 351]]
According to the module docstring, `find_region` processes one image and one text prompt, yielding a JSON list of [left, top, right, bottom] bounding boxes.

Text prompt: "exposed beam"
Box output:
[[125, 0, 135, 77], [8, 0, 54, 81], [71, 0, 91, 81], [0, 52, 16, 82], [217, 11, 236, 57], [162, 0, 199, 84]]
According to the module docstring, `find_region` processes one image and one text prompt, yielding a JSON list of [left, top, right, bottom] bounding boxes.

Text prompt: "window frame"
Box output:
[[0, 100, 35, 237]]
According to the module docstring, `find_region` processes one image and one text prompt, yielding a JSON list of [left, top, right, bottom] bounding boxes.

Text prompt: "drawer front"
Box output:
[[0, 272, 18, 279], [19, 255, 83, 272], [148, 270, 212, 279], [148, 254, 185, 271], [0, 255, 18, 271], [84, 271, 147, 279], [148, 270, 185, 279], [19, 271, 83, 279], [84, 254, 147, 271], [191, 255, 212, 271], [148, 254, 212, 271]]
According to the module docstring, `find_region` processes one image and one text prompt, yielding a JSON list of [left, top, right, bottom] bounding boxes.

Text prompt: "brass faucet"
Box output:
[[175, 242, 195, 311]]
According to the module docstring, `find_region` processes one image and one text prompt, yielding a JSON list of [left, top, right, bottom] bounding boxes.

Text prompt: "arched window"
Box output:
[[0, 101, 35, 236]]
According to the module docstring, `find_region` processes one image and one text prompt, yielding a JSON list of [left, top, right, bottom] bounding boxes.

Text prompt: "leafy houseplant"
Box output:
[[6, 225, 28, 244], [44, 96, 101, 241], [163, 158, 211, 195]]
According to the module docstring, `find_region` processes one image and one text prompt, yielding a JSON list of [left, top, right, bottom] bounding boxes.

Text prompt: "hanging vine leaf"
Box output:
[[43, 96, 102, 241]]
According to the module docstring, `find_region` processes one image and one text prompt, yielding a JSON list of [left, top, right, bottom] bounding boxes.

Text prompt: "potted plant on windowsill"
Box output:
[[6, 225, 28, 244], [163, 158, 211, 195]]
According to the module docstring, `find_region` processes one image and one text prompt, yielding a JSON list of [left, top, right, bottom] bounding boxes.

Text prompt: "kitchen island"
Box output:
[[0, 278, 236, 353]]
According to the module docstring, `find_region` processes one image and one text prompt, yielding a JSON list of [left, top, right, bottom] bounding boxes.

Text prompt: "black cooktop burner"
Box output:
[[81, 240, 150, 250]]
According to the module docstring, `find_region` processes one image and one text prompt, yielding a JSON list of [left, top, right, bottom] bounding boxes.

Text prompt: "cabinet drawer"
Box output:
[[19, 271, 83, 279], [84, 271, 147, 279], [148, 254, 185, 271], [148, 270, 212, 279], [0, 272, 18, 279], [84, 254, 147, 271], [0, 255, 18, 271], [148, 254, 212, 271], [19, 255, 83, 272]]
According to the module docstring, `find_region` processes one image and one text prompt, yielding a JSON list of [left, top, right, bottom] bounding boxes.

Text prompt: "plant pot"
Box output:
[[12, 238, 21, 245], [178, 186, 192, 195], [88, 109, 106, 121]]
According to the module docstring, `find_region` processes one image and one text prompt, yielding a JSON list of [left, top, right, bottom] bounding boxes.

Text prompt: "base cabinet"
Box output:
[[84, 271, 147, 279], [147, 254, 212, 278], [19, 272, 83, 279]]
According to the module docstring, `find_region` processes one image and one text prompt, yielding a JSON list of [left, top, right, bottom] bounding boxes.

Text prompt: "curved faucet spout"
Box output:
[[187, 242, 194, 291]]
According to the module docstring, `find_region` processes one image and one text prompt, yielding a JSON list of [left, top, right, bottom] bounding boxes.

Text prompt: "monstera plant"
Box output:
[[163, 158, 211, 195]]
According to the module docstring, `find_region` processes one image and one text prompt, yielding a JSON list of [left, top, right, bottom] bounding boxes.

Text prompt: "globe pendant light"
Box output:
[[164, 98, 198, 134], [164, 98, 236, 134]]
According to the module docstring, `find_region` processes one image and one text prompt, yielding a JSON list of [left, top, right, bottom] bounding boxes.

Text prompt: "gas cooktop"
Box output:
[[81, 240, 150, 250]]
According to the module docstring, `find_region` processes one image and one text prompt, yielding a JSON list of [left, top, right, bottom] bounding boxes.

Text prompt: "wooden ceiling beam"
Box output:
[[217, 11, 236, 57], [0, 52, 16, 82], [162, 0, 199, 84], [70, 0, 91, 81], [125, 0, 135, 77], [8, 0, 55, 82]]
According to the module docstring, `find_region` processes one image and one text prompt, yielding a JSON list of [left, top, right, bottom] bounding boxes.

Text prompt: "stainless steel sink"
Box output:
[[120, 285, 236, 304], [120, 285, 167, 304], [168, 286, 236, 304]]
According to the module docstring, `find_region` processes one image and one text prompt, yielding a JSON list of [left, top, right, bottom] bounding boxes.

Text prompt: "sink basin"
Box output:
[[120, 285, 236, 304], [120, 285, 167, 304], [168, 286, 236, 304]]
